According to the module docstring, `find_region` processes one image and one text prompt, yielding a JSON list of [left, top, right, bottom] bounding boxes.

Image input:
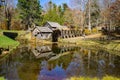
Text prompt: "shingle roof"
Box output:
[[36, 26, 53, 33], [59, 26, 69, 30], [47, 21, 62, 28], [47, 21, 70, 30]]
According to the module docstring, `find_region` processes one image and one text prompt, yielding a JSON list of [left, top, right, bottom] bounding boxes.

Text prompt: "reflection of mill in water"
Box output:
[[0, 44, 119, 80], [32, 44, 80, 60], [32, 45, 53, 59], [31, 44, 117, 78]]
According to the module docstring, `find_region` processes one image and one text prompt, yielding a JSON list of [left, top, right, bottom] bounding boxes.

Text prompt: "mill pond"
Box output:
[[0, 43, 120, 80]]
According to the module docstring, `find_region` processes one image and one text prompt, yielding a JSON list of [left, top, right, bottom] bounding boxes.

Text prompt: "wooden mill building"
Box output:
[[31, 21, 82, 42], [32, 26, 53, 39]]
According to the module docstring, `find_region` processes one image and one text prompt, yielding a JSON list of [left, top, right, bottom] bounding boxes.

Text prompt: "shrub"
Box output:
[[92, 28, 98, 33], [84, 29, 91, 35]]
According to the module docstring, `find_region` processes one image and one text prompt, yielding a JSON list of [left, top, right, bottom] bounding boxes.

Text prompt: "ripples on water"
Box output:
[[0, 43, 120, 80]]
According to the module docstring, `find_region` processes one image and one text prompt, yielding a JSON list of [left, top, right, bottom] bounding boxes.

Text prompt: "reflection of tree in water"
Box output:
[[38, 60, 66, 80], [52, 43, 61, 54], [66, 52, 84, 77], [0, 45, 120, 80], [38, 47, 120, 79], [48, 53, 73, 69], [111, 56, 120, 77], [96, 50, 116, 78], [0, 46, 40, 80], [0, 54, 20, 80], [17, 46, 37, 61]]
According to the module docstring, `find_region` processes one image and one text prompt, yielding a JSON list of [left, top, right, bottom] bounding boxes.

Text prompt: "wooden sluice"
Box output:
[[60, 30, 82, 39]]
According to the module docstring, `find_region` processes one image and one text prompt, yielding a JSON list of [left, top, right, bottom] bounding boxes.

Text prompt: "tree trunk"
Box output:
[[88, 0, 91, 31]]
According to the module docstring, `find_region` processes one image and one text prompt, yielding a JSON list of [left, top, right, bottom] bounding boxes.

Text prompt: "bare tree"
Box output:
[[108, 0, 120, 29], [69, 0, 87, 30], [100, 0, 113, 30], [70, 0, 87, 10], [88, 0, 91, 31], [0, 0, 16, 30]]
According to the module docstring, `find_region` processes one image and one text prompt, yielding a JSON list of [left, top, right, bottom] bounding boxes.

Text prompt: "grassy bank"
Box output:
[[0, 77, 5, 80], [0, 35, 19, 49], [0, 35, 19, 60], [59, 37, 120, 55], [67, 76, 120, 80]]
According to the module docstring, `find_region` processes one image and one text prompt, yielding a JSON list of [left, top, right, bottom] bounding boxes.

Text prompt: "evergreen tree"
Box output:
[[58, 5, 64, 24], [41, 1, 64, 25], [63, 4, 74, 27], [17, 0, 42, 30]]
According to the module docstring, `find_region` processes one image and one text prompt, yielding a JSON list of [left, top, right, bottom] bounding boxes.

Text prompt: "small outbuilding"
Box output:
[[32, 26, 53, 39]]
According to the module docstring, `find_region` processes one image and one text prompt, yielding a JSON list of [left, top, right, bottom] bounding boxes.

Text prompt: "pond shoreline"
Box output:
[[0, 35, 20, 60], [25, 33, 120, 55], [25, 37, 120, 56], [59, 37, 120, 56], [1, 31, 120, 58]]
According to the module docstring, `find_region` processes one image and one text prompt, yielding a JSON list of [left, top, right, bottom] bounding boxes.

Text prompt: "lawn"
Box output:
[[0, 77, 5, 80], [0, 35, 19, 49]]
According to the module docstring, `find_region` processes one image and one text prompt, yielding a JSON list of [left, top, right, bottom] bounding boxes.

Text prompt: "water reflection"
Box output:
[[0, 44, 120, 80], [32, 45, 53, 59], [31, 43, 77, 60], [38, 60, 66, 80], [66, 53, 84, 77]]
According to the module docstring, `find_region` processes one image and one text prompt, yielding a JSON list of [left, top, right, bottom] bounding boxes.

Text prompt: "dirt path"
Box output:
[[84, 33, 102, 39]]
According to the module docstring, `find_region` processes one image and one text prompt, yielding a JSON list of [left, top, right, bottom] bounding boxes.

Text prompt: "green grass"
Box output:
[[59, 38, 120, 56], [0, 77, 5, 80], [68, 76, 120, 80], [0, 35, 19, 49]]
